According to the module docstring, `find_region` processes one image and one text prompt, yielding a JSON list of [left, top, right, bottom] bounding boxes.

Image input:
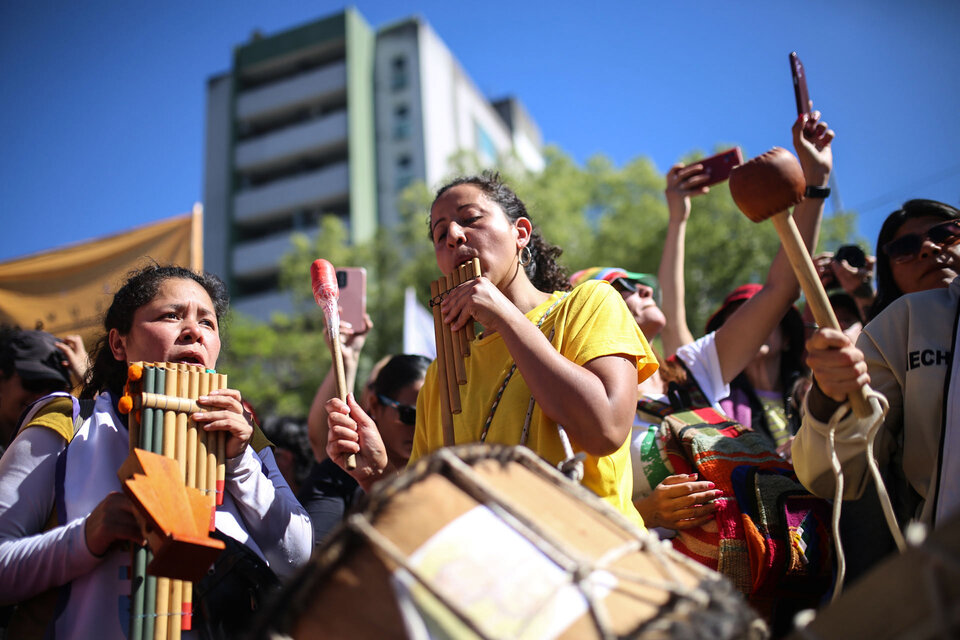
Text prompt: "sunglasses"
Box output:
[[611, 275, 661, 304], [883, 220, 960, 263], [377, 394, 417, 426]]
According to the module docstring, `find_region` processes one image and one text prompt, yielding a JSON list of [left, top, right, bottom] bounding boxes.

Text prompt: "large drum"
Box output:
[[253, 445, 766, 639]]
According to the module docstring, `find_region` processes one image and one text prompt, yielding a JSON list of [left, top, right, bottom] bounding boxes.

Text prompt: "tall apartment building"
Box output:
[[203, 9, 543, 320]]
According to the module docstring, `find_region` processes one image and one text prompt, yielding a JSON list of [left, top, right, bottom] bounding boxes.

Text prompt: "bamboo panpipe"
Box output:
[[120, 362, 227, 639], [429, 258, 482, 446]]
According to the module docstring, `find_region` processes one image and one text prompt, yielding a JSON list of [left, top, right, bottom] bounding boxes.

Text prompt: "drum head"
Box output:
[[253, 445, 765, 639]]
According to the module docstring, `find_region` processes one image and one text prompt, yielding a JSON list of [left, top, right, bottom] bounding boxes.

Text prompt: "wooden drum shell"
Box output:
[[252, 445, 765, 639]]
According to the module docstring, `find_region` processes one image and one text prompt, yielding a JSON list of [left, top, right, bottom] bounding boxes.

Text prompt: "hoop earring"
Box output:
[[518, 245, 533, 267]]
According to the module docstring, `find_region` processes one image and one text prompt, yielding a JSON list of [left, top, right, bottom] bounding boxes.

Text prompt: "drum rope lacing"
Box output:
[[812, 389, 901, 603], [347, 447, 727, 640]]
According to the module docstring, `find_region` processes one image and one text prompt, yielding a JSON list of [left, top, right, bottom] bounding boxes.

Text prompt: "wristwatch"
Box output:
[[805, 185, 831, 199]]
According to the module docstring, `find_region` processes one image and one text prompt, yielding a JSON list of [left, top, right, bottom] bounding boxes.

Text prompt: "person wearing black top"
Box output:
[[298, 354, 429, 544]]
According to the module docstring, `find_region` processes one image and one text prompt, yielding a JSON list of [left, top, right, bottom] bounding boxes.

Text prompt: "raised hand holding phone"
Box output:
[[335, 267, 367, 331], [666, 147, 742, 224], [694, 147, 743, 188], [790, 51, 812, 116]]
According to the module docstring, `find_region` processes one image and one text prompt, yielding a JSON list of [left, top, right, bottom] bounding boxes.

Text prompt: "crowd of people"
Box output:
[[0, 106, 957, 638]]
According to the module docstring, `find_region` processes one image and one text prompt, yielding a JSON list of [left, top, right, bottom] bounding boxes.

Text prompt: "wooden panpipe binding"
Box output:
[[118, 362, 228, 640], [429, 258, 481, 446]]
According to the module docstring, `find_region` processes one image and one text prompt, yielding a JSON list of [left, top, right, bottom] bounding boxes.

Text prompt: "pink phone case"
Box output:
[[336, 267, 367, 330]]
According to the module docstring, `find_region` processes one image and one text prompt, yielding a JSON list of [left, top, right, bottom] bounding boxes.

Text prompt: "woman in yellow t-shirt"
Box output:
[[325, 172, 658, 524]]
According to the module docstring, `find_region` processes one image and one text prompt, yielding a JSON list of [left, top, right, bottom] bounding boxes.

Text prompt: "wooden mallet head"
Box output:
[[728, 146, 805, 223], [728, 147, 874, 418]]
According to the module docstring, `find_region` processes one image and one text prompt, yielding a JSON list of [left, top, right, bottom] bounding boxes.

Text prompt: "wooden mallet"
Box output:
[[311, 258, 357, 469], [728, 147, 874, 418]]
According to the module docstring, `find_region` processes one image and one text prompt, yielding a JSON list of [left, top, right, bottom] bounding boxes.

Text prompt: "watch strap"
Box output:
[[805, 185, 831, 199]]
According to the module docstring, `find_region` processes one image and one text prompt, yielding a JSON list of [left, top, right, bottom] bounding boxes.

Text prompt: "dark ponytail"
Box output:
[[433, 172, 570, 293]]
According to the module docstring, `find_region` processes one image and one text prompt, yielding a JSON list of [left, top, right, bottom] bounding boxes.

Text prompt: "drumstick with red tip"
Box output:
[[311, 259, 356, 470], [728, 147, 874, 417]]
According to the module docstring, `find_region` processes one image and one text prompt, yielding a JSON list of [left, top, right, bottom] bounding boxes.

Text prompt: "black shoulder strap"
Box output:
[[931, 293, 960, 526], [73, 398, 96, 437]]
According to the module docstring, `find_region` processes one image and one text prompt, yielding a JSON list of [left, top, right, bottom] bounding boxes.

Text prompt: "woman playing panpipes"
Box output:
[[326, 173, 658, 525], [0, 265, 312, 639]]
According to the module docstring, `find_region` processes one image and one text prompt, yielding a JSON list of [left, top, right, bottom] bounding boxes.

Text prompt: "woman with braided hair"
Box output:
[[326, 172, 658, 525]]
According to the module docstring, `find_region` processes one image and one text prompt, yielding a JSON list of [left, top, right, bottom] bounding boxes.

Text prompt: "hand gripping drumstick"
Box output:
[[311, 259, 356, 470], [728, 147, 874, 418]]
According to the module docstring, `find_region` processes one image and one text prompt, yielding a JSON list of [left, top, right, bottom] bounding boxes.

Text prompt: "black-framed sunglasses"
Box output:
[[883, 219, 960, 263], [377, 394, 417, 426], [610, 275, 661, 305]]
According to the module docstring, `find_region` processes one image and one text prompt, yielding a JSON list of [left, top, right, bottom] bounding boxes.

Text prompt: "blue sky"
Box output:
[[2, 1, 959, 264]]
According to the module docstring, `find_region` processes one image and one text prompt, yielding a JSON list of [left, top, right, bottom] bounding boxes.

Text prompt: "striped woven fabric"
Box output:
[[658, 408, 832, 617]]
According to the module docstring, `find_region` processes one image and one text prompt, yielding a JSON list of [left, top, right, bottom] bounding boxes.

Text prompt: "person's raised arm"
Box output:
[[325, 394, 395, 492], [830, 252, 877, 320], [791, 326, 892, 500], [714, 110, 834, 383], [659, 163, 710, 357], [802, 327, 869, 419], [307, 315, 370, 461]]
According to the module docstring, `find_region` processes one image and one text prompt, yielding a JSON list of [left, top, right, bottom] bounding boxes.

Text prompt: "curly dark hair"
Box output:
[[431, 172, 571, 293], [870, 199, 960, 319], [82, 264, 229, 399]]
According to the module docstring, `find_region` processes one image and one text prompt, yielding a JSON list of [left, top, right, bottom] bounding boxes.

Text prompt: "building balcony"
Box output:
[[234, 110, 347, 172], [236, 62, 347, 122], [231, 227, 317, 279], [233, 161, 349, 223]]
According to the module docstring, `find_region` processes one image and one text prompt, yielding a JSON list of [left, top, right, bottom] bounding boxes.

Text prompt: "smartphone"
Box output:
[[335, 267, 367, 330], [695, 147, 743, 187], [790, 51, 812, 116]]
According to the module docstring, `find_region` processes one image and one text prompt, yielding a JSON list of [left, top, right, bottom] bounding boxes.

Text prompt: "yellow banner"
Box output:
[[0, 206, 203, 343]]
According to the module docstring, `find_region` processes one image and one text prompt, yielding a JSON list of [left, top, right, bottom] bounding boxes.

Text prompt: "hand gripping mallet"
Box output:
[[728, 147, 874, 418], [311, 259, 356, 469]]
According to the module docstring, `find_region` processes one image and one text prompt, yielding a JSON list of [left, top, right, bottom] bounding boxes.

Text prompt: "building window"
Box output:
[[475, 121, 497, 164], [393, 104, 410, 140], [396, 154, 413, 190], [391, 55, 408, 91]]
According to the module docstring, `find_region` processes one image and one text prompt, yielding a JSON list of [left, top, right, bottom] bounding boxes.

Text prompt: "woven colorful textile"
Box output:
[[659, 407, 832, 616]]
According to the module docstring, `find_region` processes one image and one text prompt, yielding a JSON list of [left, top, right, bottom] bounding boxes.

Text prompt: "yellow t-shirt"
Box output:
[[411, 280, 659, 526]]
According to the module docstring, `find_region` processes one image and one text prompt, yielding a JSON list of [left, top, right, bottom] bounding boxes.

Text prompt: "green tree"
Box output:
[[222, 145, 860, 418]]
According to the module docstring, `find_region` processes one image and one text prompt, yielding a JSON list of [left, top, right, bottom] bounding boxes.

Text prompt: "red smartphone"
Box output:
[[695, 147, 743, 187], [790, 52, 812, 116], [335, 267, 367, 330]]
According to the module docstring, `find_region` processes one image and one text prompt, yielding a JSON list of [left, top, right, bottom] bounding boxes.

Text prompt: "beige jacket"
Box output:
[[793, 277, 959, 527]]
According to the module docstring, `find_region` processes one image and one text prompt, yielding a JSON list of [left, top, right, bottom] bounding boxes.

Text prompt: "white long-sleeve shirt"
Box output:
[[0, 392, 312, 638]]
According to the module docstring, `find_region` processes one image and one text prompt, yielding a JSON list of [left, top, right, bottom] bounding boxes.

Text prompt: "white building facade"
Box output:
[[203, 9, 543, 320]]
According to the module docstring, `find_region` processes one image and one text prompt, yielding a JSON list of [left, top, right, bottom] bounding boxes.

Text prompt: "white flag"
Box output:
[[403, 286, 436, 360]]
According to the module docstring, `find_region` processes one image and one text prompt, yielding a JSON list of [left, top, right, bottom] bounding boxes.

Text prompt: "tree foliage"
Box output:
[[221, 145, 860, 418]]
